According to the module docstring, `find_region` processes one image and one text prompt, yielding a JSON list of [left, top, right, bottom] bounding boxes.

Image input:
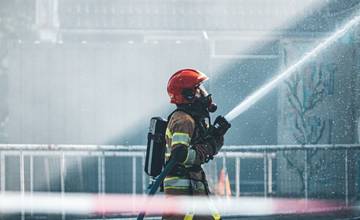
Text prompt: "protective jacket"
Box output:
[[163, 108, 223, 220]]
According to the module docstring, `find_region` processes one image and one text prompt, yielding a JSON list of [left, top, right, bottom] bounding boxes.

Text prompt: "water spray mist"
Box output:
[[224, 13, 360, 122]]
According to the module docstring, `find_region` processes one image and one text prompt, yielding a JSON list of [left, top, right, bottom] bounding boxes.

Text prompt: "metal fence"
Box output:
[[222, 144, 360, 205], [0, 144, 276, 196], [1, 144, 359, 197], [0, 144, 359, 219]]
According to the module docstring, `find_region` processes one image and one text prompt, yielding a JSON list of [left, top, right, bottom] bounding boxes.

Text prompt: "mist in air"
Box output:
[[0, 0, 359, 146]]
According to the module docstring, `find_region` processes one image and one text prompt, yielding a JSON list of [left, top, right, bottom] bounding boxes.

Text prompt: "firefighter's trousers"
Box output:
[[162, 177, 221, 220]]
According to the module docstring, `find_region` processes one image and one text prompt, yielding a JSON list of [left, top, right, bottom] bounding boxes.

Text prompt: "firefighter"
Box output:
[[163, 69, 229, 220]]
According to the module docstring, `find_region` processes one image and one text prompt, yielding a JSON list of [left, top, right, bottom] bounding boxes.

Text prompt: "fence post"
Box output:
[[98, 156, 102, 194], [77, 157, 84, 191], [264, 151, 268, 198], [101, 154, 106, 194], [222, 152, 227, 171], [268, 153, 273, 195], [142, 153, 146, 194], [1, 152, 5, 193], [44, 157, 50, 191], [235, 157, 240, 197], [97, 153, 106, 195], [98, 153, 106, 219], [132, 156, 136, 195], [20, 151, 25, 220], [30, 155, 34, 217], [60, 152, 66, 220], [345, 149, 349, 207], [304, 149, 308, 201]]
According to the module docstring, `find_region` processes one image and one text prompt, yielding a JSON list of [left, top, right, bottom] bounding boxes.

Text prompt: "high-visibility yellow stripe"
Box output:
[[171, 132, 190, 147], [184, 214, 194, 220], [164, 176, 180, 181], [172, 141, 190, 146], [172, 132, 190, 137], [212, 213, 221, 220], [172, 133, 190, 141], [166, 128, 172, 139], [164, 179, 190, 189], [164, 186, 189, 190]]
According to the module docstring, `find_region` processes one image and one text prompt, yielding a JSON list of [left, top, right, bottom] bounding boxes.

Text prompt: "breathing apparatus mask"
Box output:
[[194, 84, 217, 113]]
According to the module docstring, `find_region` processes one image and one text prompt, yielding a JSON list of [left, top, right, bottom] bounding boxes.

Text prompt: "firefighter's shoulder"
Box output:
[[169, 111, 195, 133], [170, 111, 195, 124]]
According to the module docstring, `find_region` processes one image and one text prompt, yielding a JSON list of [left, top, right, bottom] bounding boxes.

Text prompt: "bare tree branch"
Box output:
[[294, 116, 306, 143], [288, 95, 303, 117], [284, 64, 328, 195], [282, 151, 306, 192], [312, 120, 326, 145]]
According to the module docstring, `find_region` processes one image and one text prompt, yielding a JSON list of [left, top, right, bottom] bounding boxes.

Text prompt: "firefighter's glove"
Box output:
[[206, 135, 224, 156], [194, 144, 215, 164], [212, 116, 231, 137], [206, 115, 230, 156], [194, 135, 224, 163]]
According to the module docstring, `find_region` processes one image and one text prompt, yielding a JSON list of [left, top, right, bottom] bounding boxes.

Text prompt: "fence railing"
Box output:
[[224, 144, 360, 205], [0, 144, 276, 196], [0, 144, 358, 218]]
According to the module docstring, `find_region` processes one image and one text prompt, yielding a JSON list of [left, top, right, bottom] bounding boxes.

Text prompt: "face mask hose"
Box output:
[[208, 102, 217, 113]]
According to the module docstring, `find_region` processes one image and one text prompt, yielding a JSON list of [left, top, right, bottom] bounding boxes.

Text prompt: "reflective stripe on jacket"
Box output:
[[164, 176, 206, 191]]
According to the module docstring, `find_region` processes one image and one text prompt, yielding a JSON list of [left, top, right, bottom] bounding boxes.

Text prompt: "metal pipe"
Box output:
[[77, 157, 84, 191], [235, 157, 240, 197], [101, 154, 106, 195], [223, 144, 360, 151], [5, 150, 145, 157], [44, 157, 50, 192], [30, 155, 34, 216], [345, 149, 349, 207], [132, 156, 136, 195], [304, 150, 308, 201], [0, 144, 146, 151], [60, 152, 66, 220], [20, 151, 25, 220], [219, 152, 274, 158], [263, 151, 268, 198], [222, 152, 227, 171], [268, 155, 273, 194], [0, 144, 359, 152], [1, 152, 5, 193], [98, 154, 105, 219], [141, 153, 146, 194], [97, 156, 102, 194]]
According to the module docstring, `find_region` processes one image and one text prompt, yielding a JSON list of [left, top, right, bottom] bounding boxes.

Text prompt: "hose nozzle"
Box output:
[[213, 115, 231, 137]]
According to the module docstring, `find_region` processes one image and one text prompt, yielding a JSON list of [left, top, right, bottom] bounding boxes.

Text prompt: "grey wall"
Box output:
[[6, 41, 209, 144], [276, 37, 360, 197], [5, 37, 281, 145]]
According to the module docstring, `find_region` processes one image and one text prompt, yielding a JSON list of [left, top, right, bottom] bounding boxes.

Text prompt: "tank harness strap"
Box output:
[[201, 171, 211, 195]]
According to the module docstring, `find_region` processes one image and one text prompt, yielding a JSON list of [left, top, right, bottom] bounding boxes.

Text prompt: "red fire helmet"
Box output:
[[167, 69, 208, 104]]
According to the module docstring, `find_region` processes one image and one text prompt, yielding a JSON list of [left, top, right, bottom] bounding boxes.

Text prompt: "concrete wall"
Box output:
[[6, 41, 209, 144], [277, 35, 360, 197], [4, 35, 281, 146]]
